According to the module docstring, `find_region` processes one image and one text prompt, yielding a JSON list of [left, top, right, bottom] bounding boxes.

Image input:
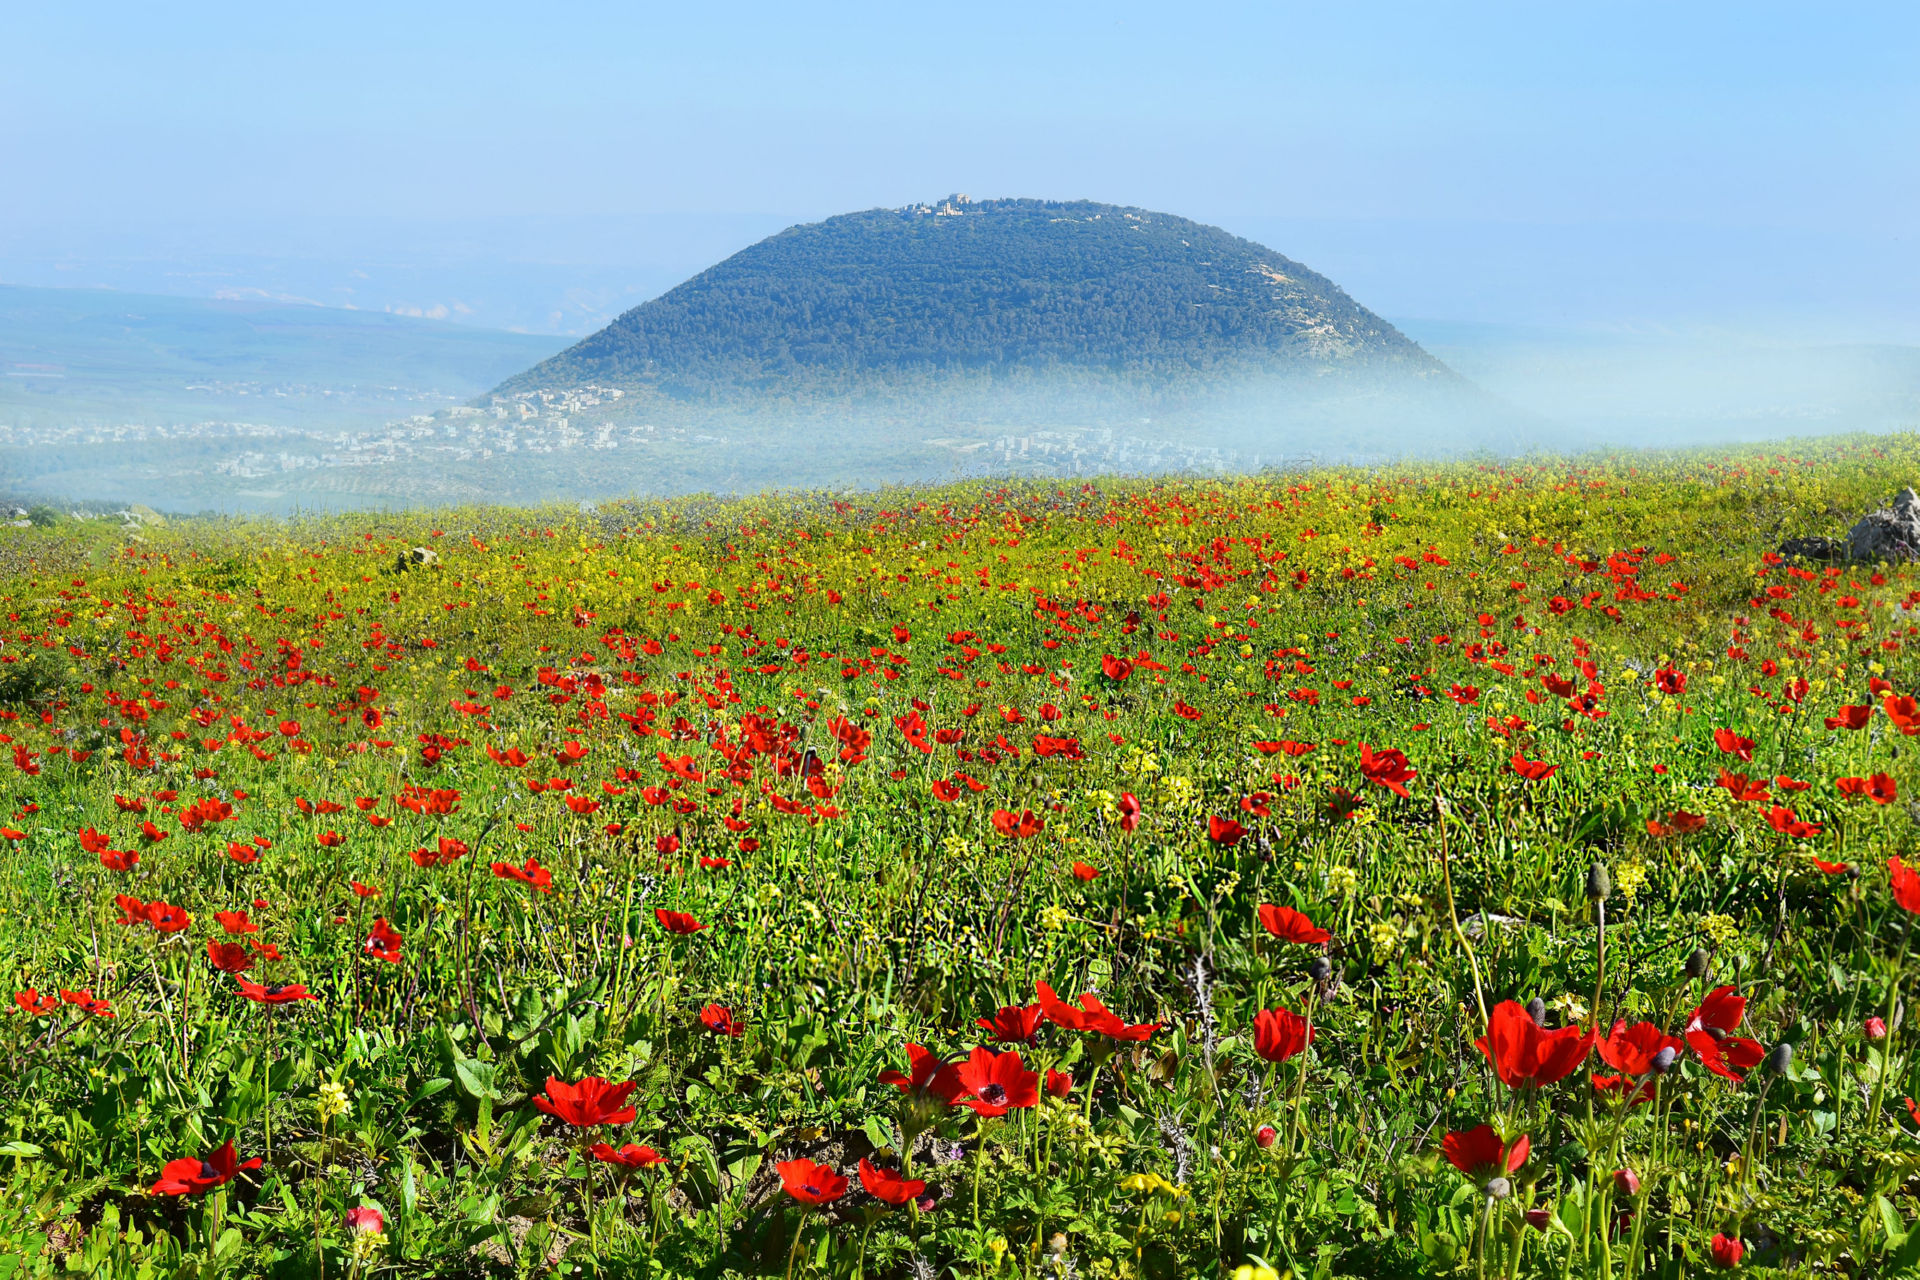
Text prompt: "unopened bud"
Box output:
[[1485, 1176, 1512, 1200], [1684, 947, 1711, 980], [1525, 997, 1547, 1027], [1255, 1125, 1278, 1149], [1524, 1206, 1553, 1232], [1866, 1016, 1888, 1041], [1765, 1042, 1793, 1075], [1308, 957, 1333, 984], [1649, 1046, 1677, 1076], [1586, 862, 1612, 903], [1611, 1168, 1641, 1197]]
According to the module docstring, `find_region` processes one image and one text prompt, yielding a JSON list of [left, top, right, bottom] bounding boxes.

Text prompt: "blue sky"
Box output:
[[4, 2, 1916, 337]]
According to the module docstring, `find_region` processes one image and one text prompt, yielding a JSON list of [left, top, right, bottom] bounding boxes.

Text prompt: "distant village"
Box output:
[[0, 380, 1288, 491]]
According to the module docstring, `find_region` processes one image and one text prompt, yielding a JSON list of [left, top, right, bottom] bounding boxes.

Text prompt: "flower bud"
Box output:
[[1765, 1042, 1793, 1075], [344, 1206, 385, 1234], [1308, 957, 1333, 984], [1485, 1176, 1512, 1200], [1255, 1125, 1278, 1149], [1867, 1015, 1888, 1041], [1611, 1168, 1641, 1197], [1525, 997, 1547, 1027], [1585, 862, 1612, 903], [1524, 1206, 1553, 1232], [1649, 1046, 1677, 1076], [1684, 947, 1711, 980]]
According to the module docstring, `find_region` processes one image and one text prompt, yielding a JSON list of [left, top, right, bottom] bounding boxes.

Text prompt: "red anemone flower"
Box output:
[[1894, 857, 1920, 914], [1712, 728, 1755, 761], [1510, 755, 1558, 782], [1070, 861, 1100, 881], [1357, 744, 1417, 798], [592, 1142, 665, 1169], [206, 941, 254, 974], [953, 1046, 1040, 1117], [655, 908, 706, 935], [777, 1157, 848, 1205], [14, 989, 59, 1016], [1684, 985, 1766, 1081], [61, 989, 113, 1017], [1825, 704, 1872, 730], [145, 901, 191, 934], [533, 1076, 639, 1128], [977, 1004, 1045, 1043], [1258, 903, 1331, 944], [214, 910, 258, 935], [1596, 1020, 1685, 1077], [100, 849, 139, 872], [1475, 1000, 1595, 1089], [490, 857, 553, 893], [700, 1003, 744, 1036], [1117, 792, 1142, 832], [858, 1157, 925, 1205], [877, 1043, 966, 1104], [363, 917, 403, 964], [1441, 1124, 1529, 1180], [1252, 1007, 1314, 1064], [1207, 814, 1246, 846], [150, 1139, 262, 1196], [235, 976, 318, 1004], [1045, 1069, 1073, 1098], [990, 808, 1045, 839], [1035, 981, 1160, 1041]]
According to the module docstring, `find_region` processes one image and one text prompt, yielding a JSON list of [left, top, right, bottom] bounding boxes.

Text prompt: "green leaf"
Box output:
[[0, 1141, 42, 1158]]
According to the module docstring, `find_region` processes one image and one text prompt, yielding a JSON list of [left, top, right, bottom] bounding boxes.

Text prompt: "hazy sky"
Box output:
[[4, 2, 1916, 337]]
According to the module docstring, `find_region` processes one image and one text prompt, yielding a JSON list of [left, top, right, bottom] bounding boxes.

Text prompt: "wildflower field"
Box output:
[[12, 436, 1920, 1279]]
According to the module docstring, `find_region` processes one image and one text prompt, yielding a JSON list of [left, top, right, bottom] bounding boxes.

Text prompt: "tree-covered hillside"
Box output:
[[498, 198, 1448, 401]]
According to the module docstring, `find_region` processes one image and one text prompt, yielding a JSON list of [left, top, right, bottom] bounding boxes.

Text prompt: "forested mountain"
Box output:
[[497, 197, 1452, 400]]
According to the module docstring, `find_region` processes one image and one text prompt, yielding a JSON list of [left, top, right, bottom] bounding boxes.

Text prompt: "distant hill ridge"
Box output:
[[497, 196, 1450, 401]]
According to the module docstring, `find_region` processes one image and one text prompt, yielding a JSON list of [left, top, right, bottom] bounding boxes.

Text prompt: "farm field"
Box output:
[[9, 437, 1920, 1278]]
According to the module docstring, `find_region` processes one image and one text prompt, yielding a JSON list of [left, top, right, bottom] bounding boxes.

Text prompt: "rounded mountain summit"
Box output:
[[497, 196, 1460, 403]]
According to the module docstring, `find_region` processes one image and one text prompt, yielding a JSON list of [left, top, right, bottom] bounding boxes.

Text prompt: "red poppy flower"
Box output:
[[953, 1046, 1040, 1117], [858, 1157, 924, 1205], [363, 917, 403, 964], [1117, 792, 1142, 832], [1258, 903, 1331, 944], [235, 976, 317, 1004], [699, 855, 732, 870], [1591, 1074, 1658, 1105], [1441, 1124, 1529, 1180], [99, 848, 139, 872], [1207, 814, 1246, 846], [490, 857, 553, 894], [350, 881, 381, 899], [1357, 744, 1417, 798], [977, 1004, 1045, 1043], [1100, 654, 1133, 681], [1595, 1020, 1684, 1076], [1810, 857, 1851, 875], [150, 1139, 262, 1196], [227, 842, 260, 864], [1070, 861, 1100, 881], [990, 809, 1045, 839], [655, 908, 706, 934], [930, 779, 962, 802], [1712, 728, 1755, 761], [877, 1043, 966, 1104], [13, 989, 59, 1016], [1475, 1000, 1595, 1089], [777, 1157, 848, 1205], [1894, 857, 1920, 914], [206, 941, 254, 974], [345, 1206, 385, 1234], [1252, 1007, 1313, 1064], [533, 1075, 638, 1128], [1716, 770, 1770, 804], [316, 830, 345, 848], [1886, 695, 1920, 735], [700, 1003, 744, 1036], [592, 1142, 665, 1169], [114, 894, 147, 927], [1869, 773, 1899, 804], [1711, 1233, 1744, 1267]]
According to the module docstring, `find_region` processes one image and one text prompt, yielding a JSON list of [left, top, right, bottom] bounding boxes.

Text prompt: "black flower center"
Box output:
[[979, 1082, 1008, 1106]]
